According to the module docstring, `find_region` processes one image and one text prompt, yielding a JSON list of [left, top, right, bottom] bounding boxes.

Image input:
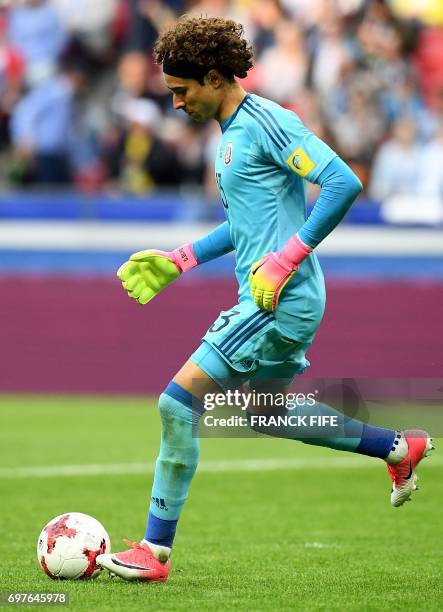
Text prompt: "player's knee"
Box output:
[[158, 388, 196, 425], [158, 390, 200, 462]]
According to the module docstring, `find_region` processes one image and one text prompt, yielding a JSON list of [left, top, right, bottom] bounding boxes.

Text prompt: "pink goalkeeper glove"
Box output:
[[249, 234, 312, 312], [117, 243, 198, 305]]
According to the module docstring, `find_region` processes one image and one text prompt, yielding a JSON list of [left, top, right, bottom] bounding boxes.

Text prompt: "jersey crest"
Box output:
[[224, 142, 233, 166]]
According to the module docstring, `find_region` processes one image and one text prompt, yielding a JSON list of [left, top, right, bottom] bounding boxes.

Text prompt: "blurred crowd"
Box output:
[[1, 0, 443, 218]]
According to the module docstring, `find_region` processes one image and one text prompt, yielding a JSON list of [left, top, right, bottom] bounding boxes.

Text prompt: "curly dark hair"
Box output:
[[153, 15, 254, 81]]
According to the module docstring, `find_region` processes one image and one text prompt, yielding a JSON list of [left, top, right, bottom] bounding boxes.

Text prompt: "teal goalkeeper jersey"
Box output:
[[215, 93, 337, 342]]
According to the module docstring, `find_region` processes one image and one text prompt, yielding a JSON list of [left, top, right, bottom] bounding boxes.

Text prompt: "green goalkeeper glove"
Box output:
[[117, 244, 198, 305]]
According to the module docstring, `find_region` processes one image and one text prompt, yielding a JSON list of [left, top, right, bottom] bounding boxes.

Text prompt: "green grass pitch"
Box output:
[[1, 395, 441, 611]]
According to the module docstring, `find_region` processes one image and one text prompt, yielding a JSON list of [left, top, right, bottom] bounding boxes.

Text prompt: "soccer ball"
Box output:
[[37, 512, 111, 580]]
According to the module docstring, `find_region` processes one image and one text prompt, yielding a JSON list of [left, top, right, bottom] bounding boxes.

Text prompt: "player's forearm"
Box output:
[[297, 156, 363, 249], [192, 221, 234, 264], [156, 221, 234, 272]]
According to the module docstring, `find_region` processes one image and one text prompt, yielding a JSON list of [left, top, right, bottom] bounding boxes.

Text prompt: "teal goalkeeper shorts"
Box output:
[[190, 300, 314, 388]]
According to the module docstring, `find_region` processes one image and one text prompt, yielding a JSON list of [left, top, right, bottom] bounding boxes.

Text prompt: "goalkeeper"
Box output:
[[97, 15, 433, 582]]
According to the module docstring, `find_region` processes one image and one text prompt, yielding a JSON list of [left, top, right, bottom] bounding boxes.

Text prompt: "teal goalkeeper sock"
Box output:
[[248, 400, 396, 458], [145, 382, 201, 548]]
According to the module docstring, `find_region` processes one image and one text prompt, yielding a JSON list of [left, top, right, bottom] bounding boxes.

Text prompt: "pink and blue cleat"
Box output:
[[387, 430, 434, 507], [96, 540, 170, 582]]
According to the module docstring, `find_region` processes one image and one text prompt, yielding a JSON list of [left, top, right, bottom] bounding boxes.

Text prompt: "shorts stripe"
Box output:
[[224, 316, 273, 358], [217, 310, 266, 350], [221, 311, 272, 356], [214, 314, 273, 362]]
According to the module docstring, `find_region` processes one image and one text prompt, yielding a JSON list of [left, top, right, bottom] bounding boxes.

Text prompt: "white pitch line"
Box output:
[[0, 455, 440, 479]]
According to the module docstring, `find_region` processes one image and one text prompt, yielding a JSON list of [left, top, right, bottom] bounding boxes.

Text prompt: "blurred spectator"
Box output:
[[310, 15, 356, 99], [380, 74, 424, 124], [378, 121, 443, 225], [135, 0, 178, 36], [249, 0, 283, 57], [255, 20, 308, 104], [125, 0, 184, 53], [0, 12, 24, 148], [369, 116, 421, 201], [418, 124, 443, 200], [425, 88, 443, 138], [102, 97, 183, 193], [118, 51, 150, 98], [9, 57, 87, 185], [160, 114, 211, 218], [7, 0, 68, 87], [357, 0, 400, 60], [189, 0, 231, 17], [116, 50, 168, 108], [53, 0, 119, 56], [357, 0, 419, 90], [170, 119, 206, 188], [280, 0, 328, 29], [329, 86, 386, 170]]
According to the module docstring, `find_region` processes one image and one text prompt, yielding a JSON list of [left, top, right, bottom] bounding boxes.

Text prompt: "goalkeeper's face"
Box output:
[[164, 72, 225, 123]]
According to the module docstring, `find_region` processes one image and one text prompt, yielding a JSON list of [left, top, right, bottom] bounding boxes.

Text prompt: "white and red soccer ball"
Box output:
[[37, 513, 111, 580]]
